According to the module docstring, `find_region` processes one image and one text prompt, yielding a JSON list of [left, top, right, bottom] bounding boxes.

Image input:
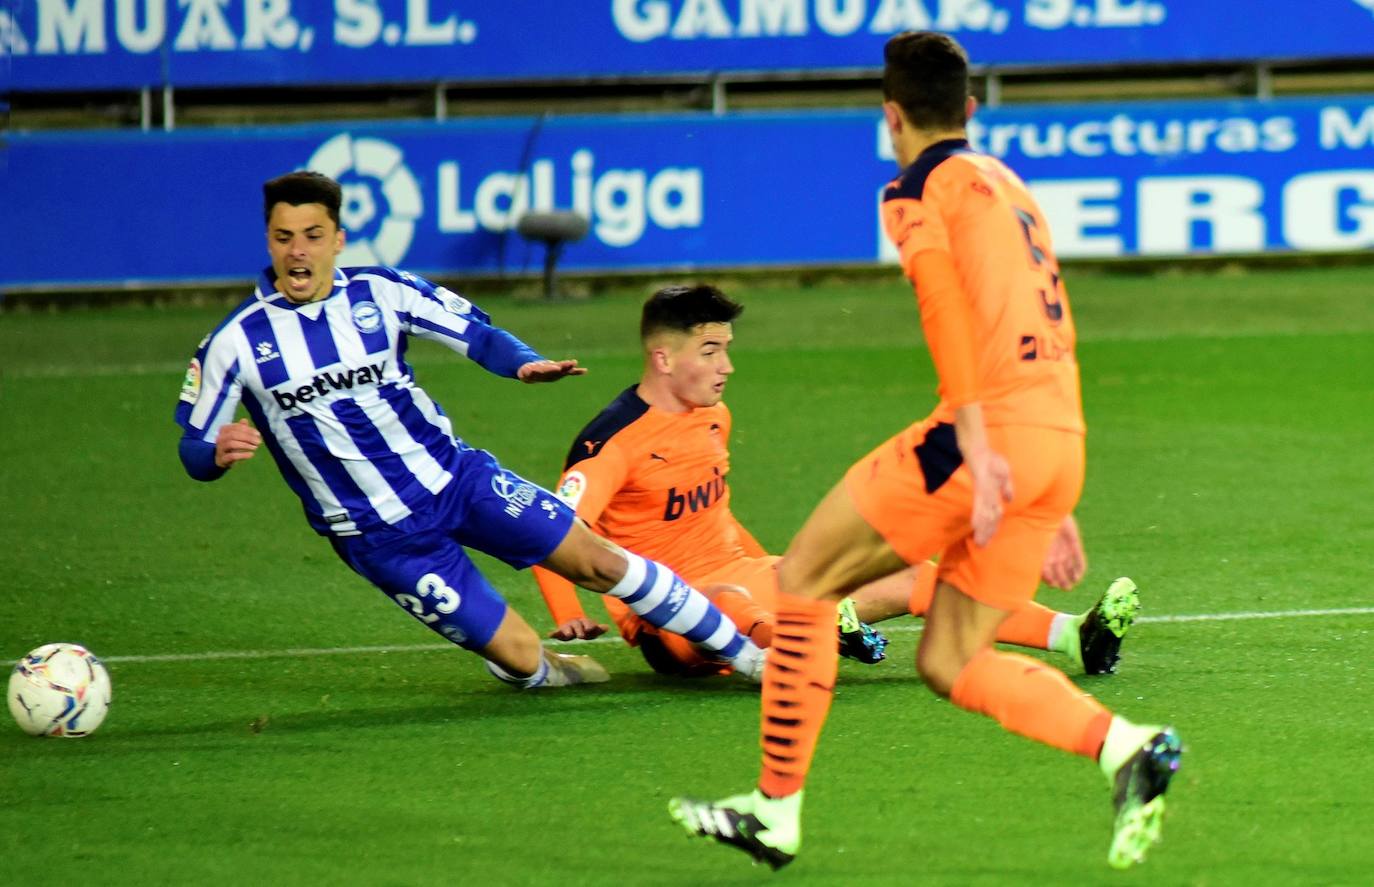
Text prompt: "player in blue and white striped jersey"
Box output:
[[175, 170, 766, 689]]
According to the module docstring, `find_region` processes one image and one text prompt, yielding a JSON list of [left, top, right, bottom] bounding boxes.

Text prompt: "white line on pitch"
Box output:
[[15, 326, 1370, 381], [103, 643, 461, 664], [92, 605, 1374, 665], [1134, 606, 1374, 624], [8, 361, 187, 379]]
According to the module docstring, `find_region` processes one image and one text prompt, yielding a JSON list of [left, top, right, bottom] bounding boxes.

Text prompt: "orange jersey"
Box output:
[[881, 139, 1084, 435], [534, 386, 767, 639]]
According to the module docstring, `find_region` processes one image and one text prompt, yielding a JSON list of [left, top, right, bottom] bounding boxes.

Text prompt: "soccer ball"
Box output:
[[7, 643, 112, 737]]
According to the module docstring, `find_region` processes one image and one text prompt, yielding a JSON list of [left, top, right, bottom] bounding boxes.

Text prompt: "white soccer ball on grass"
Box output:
[[7, 643, 112, 737]]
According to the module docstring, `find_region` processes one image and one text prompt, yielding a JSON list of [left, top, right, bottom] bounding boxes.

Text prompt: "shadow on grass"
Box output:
[[3, 660, 1119, 757], [16, 670, 766, 750]]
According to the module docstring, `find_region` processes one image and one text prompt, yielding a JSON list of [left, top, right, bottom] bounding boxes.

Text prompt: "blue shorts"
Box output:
[[330, 447, 576, 651]]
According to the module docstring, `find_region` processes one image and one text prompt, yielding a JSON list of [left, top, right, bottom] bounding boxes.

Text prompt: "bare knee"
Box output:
[[916, 642, 964, 698], [776, 557, 819, 600], [916, 580, 1005, 697], [776, 555, 850, 603]]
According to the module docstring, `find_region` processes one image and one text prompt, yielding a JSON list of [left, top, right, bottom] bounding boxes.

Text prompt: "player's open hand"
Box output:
[[969, 449, 1013, 547], [548, 616, 609, 641], [214, 418, 261, 469], [518, 359, 587, 383], [1041, 513, 1086, 589]]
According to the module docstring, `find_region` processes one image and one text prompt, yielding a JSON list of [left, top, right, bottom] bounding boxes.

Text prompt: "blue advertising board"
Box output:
[[5, 95, 1374, 291], [9, 0, 1374, 92]]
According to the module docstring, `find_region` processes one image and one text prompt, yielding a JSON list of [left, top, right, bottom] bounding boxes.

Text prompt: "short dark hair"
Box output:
[[882, 31, 970, 131], [640, 284, 743, 341], [263, 170, 342, 226]]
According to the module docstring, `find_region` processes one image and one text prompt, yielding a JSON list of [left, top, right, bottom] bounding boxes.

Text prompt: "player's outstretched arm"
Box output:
[[550, 616, 610, 641], [517, 359, 587, 383], [533, 565, 608, 640], [535, 448, 625, 640]]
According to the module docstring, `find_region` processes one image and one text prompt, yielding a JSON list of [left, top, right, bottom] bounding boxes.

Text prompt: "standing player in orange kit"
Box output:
[[535, 284, 1139, 678], [669, 32, 1181, 872]]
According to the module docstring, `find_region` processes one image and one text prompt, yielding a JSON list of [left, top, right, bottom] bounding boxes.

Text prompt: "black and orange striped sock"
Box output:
[[758, 593, 839, 799]]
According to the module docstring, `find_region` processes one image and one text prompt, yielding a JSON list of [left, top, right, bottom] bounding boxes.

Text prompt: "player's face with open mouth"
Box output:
[[669, 322, 734, 408], [267, 202, 345, 303]]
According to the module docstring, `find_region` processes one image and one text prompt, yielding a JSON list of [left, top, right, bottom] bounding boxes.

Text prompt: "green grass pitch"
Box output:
[[1, 266, 1372, 885]]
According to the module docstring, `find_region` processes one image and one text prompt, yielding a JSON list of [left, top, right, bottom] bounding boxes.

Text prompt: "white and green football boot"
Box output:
[[669, 789, 801, 870], [1101, 723, 1184, 869], [1064, 577, 1140, 675]]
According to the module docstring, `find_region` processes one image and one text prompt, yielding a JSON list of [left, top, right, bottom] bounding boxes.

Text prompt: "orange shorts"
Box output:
[[844, 418, 1084, 611], [696, 555, 782, 613]]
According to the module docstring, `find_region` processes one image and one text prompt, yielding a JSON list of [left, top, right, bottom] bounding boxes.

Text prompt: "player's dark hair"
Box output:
[[640, 284, 743, 341], [882, 31, 970, 131], [263, 170, 342, 226]]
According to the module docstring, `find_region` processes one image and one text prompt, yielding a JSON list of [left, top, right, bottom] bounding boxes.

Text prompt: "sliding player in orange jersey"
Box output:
[[670, 32, 1181, 872], [533, 284, 1139, 679]]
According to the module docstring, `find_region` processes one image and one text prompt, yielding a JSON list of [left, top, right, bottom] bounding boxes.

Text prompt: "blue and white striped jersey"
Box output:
[[175, 266, 543, 537]]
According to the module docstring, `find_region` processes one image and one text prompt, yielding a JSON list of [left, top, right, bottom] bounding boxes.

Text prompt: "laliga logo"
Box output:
[[307, 133, 423, 266]]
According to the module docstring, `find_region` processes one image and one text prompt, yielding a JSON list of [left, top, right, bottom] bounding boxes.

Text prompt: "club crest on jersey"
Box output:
[[556, 471, 587, 508], [435, 288, 473, 316], [351, 300, 383, 334], [491, 470, 539, 518], [179, 358, 202, 404], [255, 340, 281, 364]]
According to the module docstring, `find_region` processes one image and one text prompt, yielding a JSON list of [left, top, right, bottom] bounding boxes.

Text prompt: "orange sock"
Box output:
[[995, 600, 1057, 650], [758, 594, 838, 798], [714, 589, 774, 648], [949, 648, 1111, 759], [907, 560, 938, 616]]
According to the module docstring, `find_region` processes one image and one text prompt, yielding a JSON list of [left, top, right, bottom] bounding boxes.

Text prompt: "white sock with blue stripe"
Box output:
[[605, 551, 762, 674], [485, 652, 551, 689]]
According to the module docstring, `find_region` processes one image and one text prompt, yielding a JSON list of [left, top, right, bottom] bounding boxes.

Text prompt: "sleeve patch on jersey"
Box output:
[[435, 288, 473, 316], [556, 470, 587, 508], [179, 357, 202, 405]]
